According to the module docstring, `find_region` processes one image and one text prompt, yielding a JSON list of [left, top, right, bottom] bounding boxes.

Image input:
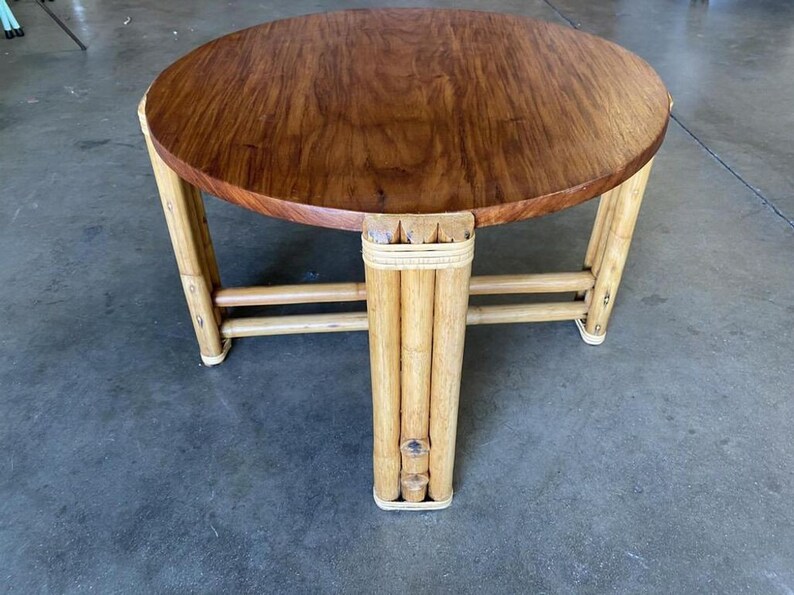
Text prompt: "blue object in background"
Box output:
[[1, 0, 24, 39]]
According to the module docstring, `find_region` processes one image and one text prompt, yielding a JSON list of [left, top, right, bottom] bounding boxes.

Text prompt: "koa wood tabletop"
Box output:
[[144, 8, 670, 230], [139, 9, 670, 510]]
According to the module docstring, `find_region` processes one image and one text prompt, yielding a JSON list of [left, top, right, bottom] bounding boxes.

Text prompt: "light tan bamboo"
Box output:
[[586, 159, 654, 337], [584, 188, 618, 275], [472, 272, 594, 295], [218, 301, 589, 339], [184, 190, 224, 326], [577, 188, 617, 309], [139, 97, 225, 362], [399, 221, 437, 502], [467, 302, 588, 325], [363, 220, 402, 503], [213, 272, 593, 308], [214, 283, 367, 307], [186, 189, 221, 290], [220, 312, 369, 338], [427, 222, 474, 503]]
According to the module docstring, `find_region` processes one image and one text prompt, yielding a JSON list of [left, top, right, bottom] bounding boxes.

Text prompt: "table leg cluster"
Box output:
[[362, 214, 474, 509]]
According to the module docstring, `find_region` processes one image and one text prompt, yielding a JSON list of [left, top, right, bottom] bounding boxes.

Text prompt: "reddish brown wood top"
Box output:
[[144, 9, 670, 231]]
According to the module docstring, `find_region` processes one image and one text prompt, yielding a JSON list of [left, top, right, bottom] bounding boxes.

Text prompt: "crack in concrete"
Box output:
[[669, 114, 794, 230]]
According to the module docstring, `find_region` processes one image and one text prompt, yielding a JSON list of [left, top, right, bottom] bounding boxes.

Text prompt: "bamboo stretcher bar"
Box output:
[[214, 282, 368, 307], [220, 312, 369, 338], [213, 272, 595, 308], [466, 302, 588, 325], [219, 301, 588, 338], [471, 272, 594, 295]]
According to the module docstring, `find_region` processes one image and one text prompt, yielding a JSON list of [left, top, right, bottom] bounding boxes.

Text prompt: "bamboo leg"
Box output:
[[399, 270, 434, 501], [576, 187, 618, 344], [185, 190, 224, 326], [139, 97, 230, 365], [398, 223, 438, 502], [364, 244, 402, 503], [583, 188, 618, 276], [583, 159, 654, 340], [187, 189, 222, 291], [427, 228, 473, 504]]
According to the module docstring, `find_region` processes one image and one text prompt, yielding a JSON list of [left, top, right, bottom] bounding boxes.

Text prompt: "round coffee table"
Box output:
[[139, 9, 670, 510]]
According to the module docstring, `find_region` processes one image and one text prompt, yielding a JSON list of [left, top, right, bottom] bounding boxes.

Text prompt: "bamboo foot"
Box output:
[[575, 319, 606, 345], [200, 338, 232, 366], [373, 487, 453, 511]]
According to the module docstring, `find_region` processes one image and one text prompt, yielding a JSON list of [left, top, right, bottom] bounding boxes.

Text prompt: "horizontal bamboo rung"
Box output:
[[220, 312, 369, 338], [220, 302, 589, 338], [466, 302, 589, 325], [212, 272, 594, 308], [470, 272, 594, 295], [214, 283, 367, 307]]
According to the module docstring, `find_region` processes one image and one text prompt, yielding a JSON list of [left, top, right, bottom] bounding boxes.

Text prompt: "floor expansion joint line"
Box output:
[[36, 0, 87, 50], [542, 0, 580, 28], [542, 0, 794, 232], [669, 114, 794, 231]]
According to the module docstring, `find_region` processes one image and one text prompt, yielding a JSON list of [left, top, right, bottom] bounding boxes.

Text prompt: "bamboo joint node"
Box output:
[[400, 439, 430, 457]]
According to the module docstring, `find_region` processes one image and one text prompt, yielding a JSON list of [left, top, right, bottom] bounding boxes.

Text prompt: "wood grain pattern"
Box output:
[[144, 9, 669, 231]]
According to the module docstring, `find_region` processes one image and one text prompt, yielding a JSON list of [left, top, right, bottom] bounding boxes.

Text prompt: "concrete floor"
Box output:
[[2, 0, 793, 592]]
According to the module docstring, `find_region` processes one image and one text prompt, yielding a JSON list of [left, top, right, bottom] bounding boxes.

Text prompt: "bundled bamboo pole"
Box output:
[[363, 213, 474, 508], [398, 220, 438, 502], [585, 159, 654, 337], [427, 217, 474, 503], [185, 188, 223, 326], [139, 97, 228, 365], [362, 218, 402, 503], [186, 190, 222, 289]]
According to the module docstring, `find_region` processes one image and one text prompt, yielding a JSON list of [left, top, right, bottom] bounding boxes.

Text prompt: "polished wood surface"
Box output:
[[145, 9, 670, 231]]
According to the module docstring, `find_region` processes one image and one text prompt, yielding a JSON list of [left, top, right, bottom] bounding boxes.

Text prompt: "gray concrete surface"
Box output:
[[1, 0, 793, 592]]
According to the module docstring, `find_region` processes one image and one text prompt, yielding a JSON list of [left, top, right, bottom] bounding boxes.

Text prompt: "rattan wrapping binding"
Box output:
[[361, 235, 475, 270]]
